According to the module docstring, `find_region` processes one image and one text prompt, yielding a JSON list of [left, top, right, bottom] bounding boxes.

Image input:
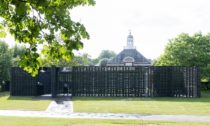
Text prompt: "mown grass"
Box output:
[[73, 91, 210, 116], [0, 92, 51, 111], [0, 116, 210, 126]]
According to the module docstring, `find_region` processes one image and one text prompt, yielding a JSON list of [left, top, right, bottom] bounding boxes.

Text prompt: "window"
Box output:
[[123, 57, 135, 63]]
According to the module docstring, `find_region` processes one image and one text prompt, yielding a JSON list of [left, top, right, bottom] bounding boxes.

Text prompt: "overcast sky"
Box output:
[[2, 0, 210, 60], [71, 0, 210, 59]]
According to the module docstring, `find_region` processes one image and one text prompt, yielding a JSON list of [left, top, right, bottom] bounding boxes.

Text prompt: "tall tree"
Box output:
[[12, 45, 27, 58], [0, 41, 12, 85], [10, 45, 27, 67], [93, 50, 116, 65], [0, 0, 95, 76], [99, 58, 109, 66], [98, 50, 116, 60], [40, 53, 92, 67], [154, 32, 210, 79], [74, 53, 92, 66]]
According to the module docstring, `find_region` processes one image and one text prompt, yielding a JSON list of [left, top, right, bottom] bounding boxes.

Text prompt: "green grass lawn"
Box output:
[[0, 116, 210, 126], [0, 92, 51, 111], [73, 91, 210, 116]]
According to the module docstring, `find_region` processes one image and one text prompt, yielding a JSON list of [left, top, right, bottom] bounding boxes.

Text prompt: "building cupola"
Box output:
[[125, 31, 135, 49]]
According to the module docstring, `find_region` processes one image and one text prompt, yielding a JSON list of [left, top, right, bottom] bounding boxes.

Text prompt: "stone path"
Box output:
[[46, 97, 73, 113], [0, 97, 210, 122], [1, 110, 210, 122]]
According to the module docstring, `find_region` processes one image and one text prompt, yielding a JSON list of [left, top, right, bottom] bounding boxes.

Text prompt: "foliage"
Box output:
[[0, 43, 28, 90], [0, 0, 95, 76], [74, 53, 92, 66], [94, 50, 116, 65], [99, 58, 109, 66], [10, 45, 27, 67], [0, 41, 12, 85], [202, 64, 210, 81], [91, 59, 99, 66], [0, 24, 6, 38], [40, 53, 92, 67], [12, 44, 27, 58], [98, 50, 116, 60], [154, 32, 210, 79]]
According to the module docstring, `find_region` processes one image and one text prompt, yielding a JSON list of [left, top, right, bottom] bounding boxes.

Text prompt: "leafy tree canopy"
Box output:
[[0, 24, 6, 38], [0, 0, 95, 76], [154, 32, 210, 80], [11, 44, 27, 58], [10, 45, 27, 67], [40, 53, 92, 67], [98, 50, 116, 60], [0, 40, 12, 83], [93, 50, 116, 65], [99, 58, 109, 66]]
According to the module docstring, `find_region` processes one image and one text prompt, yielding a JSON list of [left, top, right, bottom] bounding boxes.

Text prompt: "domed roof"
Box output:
[[106, 31, 151, 66], [107, 49, 151, 65]]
